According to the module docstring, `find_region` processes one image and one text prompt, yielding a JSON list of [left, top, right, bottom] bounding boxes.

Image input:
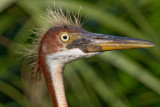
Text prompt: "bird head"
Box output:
[[31, 9, 155, 107], [39, 25, 154, 64]]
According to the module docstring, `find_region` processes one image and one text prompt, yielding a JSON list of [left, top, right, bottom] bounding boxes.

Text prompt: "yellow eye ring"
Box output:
[[60, 33, 70, 42]]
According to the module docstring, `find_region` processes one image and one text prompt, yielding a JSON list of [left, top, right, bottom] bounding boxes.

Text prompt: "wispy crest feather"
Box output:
[[43, 8, 81, 27], [23, 28, 44, 68]]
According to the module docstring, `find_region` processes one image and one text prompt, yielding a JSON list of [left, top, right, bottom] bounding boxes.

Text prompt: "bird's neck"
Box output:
[[49, 63, 68, 107], [40, 53, 68, 107]]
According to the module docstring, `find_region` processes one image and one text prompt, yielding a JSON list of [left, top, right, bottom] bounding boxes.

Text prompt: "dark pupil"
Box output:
[[63, 35, 68, 40]]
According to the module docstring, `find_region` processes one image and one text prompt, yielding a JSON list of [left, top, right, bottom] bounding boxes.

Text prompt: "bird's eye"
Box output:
[[60, 33, 70, 42]]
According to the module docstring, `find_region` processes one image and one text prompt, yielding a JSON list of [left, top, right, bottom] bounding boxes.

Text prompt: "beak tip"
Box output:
[[151, 42, 155, 46], [145, 41, 155, 47]]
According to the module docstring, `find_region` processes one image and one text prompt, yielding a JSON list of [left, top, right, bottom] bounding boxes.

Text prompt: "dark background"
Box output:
[[0, 0, 160, 107]]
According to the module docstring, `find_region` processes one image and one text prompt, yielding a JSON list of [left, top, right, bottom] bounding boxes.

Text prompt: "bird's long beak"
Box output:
[[67, 33, 154, 53]]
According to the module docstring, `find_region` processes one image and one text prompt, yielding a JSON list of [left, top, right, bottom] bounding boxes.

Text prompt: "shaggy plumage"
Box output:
[[25, 8, 82, 79]]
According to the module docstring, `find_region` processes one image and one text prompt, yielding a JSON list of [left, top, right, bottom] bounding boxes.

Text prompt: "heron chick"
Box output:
[[30, 8, 154, 107]]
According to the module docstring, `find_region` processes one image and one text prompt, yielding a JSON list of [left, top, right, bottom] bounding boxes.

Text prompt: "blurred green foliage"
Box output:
[[0, 0, 160, 107]]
